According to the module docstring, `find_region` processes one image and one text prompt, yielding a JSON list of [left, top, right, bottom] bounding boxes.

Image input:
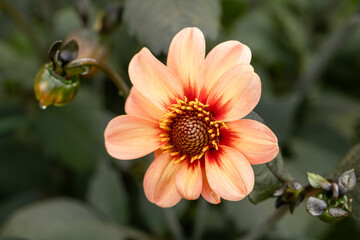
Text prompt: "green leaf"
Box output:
[[248, 151, 293, 204], [52, 7, 81, 40], [0, 137, 49, 196], [0, 40, 40, 90], [291, 122, 351, 179], [225, 5, 281, 64], [0, 115, 28, 135], [0, 191, 40, 228], [87, 159, 129, 225], [220, 0, 247, 27], [137, 185, 167, 236], [0, 198, 151, 240], [256, 95, 300, 144], [330, 144, 360, 220], [244, 111, 265, 123], [123, 0, 221, 54], [34, 89, 109, 172], [270, 3, 308, 55]]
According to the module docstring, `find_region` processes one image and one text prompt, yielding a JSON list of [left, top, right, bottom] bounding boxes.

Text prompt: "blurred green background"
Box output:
[[0, 0, 360, 239]]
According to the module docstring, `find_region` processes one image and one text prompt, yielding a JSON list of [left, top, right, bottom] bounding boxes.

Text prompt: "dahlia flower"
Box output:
[[105, 27, 279, 207]]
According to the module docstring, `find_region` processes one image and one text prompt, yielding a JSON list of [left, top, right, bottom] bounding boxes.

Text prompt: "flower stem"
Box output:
[[163, 208, 186, 240], [239, 205, 289, 240], [65, 58, 130, 98], [191, 199, 208, 240]]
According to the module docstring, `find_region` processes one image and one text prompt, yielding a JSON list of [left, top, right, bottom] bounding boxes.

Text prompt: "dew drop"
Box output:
[[39, 102, 47, 109]]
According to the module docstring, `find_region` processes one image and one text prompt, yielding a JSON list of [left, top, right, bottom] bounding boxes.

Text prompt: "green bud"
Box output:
[[275, 181, 305, 213], [307, 172, 332, 191], [34, 62, 80, 108], [318, 207, 350, 223], [306, 191, 352, 223]]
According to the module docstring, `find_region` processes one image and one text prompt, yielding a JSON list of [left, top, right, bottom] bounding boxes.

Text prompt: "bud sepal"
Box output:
[[34, 62, 80, 108]]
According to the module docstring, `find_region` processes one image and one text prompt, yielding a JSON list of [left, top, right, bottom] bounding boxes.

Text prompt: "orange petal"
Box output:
[[223, 119, 279, 165], [175, 159, 202, 200], [143, 152, 182, 207], [167, 27, 205, 98], [129, 48, 184, 111], [207, 64, 261, 122], [203, 41, 251, 93], [201, 164, 221, 204], [125, 87, 165, 121], [205, 145, 254, 201], [104, 115, 162, 160]]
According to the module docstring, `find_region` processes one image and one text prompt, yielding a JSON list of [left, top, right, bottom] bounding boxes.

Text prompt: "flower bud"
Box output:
[[34, 63, 80, 108], [65, 29, 109, 77], [306, 170, 355, 223], [306, 193, 351, 223], [338, 169, 356, 195], [274, 181, 305, 213], [307, 172, 332, 191]]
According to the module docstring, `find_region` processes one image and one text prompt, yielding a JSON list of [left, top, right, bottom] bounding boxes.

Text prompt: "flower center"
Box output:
[[159, 97, 226, 163]]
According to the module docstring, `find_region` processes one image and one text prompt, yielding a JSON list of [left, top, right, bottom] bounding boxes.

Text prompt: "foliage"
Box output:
[[123, 0, 221, 54], [1, 0, 360, 239]]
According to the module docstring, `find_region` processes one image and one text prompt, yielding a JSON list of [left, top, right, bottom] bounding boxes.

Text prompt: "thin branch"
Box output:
[[65, 58, 130, 98], [239, 205, 289, 240], [293, 3, 360, 98], [266, 163, 285, 182], [191, 199, 208, 240], [163, 208, 186, 240]]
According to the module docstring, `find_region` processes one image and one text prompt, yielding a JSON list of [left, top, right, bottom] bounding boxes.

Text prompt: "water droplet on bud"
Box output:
[[39, 102, 47, 109]]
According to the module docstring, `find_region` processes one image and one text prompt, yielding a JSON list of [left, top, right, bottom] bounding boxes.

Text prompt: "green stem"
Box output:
[[293, 2, 360, 98], [191, 199, 207, 240], [239, 205, 289, 240], [163, 208, 186, 240], [65, 58, 130, 98], [0, 0, 43, 56]]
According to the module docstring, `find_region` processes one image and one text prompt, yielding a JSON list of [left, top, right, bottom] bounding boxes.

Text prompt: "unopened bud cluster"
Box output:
[[306, 169, 356, 223]]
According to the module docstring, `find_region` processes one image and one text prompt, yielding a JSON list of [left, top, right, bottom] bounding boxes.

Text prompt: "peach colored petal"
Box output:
[[143, 152, 182, 207], [205, 145, 254, 201], [129, 48, 184, 111], [207, 64, 261, 122], [203, 41, 251, 93], [222, 119, 279, 165], [104, 115, 162, 160], [175, 159, 202, 200], [167, 27, 205, 98], [201, 165, 221, 204], [125, 87, 165, 121]]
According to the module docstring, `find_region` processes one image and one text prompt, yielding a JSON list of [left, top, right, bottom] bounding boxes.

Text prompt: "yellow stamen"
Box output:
[[161, 144, 174, 150], [202, 146, 209, 152], [170, 152, 180, 156]]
